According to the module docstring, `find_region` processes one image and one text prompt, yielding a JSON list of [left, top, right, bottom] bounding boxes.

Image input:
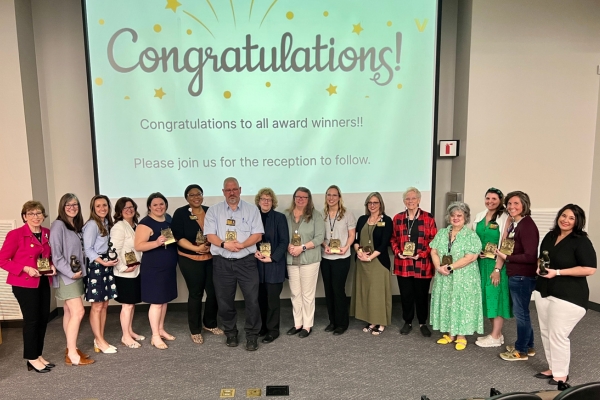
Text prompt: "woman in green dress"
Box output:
[[472, 188, 512, 348], [430, 202, 483, 350]]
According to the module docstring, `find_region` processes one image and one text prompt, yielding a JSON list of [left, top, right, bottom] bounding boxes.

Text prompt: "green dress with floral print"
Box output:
[[430, 226, 484, 335]]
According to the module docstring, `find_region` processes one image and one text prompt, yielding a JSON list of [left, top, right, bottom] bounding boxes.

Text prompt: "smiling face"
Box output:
[[449, 210, 465, 229], [222, 180, 241, 206], [403, 191, 419, 211], [149, 198, 166, 218], [259, 195, 273, 213], [367, 196, 381, 215], [64, 199, 80, 220], [506, 196, 523, 219], [294, 191, 309, 210], [485, 193, 501, 212], [326, 188, 340, 208], [23, 208, 45, 230], [558, 209, 576, 234], [122, 201, 136, 222], [94, 198, 109, 219], [186, 188, 203, 208]]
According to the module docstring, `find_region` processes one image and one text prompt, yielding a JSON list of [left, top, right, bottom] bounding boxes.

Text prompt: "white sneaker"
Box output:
[[475, 335, 503, 347], [477, 334, 504, 344]]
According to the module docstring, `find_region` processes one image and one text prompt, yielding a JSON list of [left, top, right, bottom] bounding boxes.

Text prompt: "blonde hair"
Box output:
[[255, 188, 278, 209], [403, 187, 422, 201], [323, 185, 346, 220]]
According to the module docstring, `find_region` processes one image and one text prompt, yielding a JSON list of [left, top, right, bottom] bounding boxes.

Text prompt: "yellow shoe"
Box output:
[[455, 338, 467, 350], [437, 334, 454, 344]]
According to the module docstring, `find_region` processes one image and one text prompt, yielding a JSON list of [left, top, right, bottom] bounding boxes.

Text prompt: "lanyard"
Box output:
[[447, 227, 458, 254], [507, 221, 517, 238], [328, 211, 339, 238], [406, 209, 419, 241]]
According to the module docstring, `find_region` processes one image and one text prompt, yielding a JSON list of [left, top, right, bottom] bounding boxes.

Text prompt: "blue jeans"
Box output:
[[508, 276, 537, 354]]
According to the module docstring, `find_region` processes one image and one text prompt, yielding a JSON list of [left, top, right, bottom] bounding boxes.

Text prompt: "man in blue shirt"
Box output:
[[205, 177, 264, 350]]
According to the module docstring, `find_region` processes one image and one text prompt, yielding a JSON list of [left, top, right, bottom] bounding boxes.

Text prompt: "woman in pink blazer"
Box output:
[[0, 201, 57, 373]]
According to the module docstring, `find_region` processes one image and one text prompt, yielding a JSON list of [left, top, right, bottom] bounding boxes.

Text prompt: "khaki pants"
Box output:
[[287, 262, 320, 329]]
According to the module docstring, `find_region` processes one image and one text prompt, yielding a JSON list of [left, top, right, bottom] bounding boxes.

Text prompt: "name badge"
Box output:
[[376, 221, 385, 227], [226, 219, 236, 226], [489, 223, 498, 230]]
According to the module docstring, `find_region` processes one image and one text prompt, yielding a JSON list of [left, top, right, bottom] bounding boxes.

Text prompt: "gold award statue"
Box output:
[[403, 242, 416, 257], [441, 255, 453, 266], [37, 257, 52, 275], [499, 238, 515, 256], [482, 243, 498, 259], [329, 239, 341, 254], [195, 229, 207, 245], [124, 251, 140, 267], [160, 228, 176, 245], [291, 231, 302, 246], [259, 242, 271, 257], [225, 230, 237, 242]]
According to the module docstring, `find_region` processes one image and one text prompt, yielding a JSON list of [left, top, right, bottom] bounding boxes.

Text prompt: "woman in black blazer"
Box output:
[[350, 192, 393, 335], [254, 188, 289, 344], [171, 184, 223, 344]]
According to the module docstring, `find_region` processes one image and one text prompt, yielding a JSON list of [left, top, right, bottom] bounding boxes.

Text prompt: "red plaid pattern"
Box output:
[[391, 209, 437, 278]]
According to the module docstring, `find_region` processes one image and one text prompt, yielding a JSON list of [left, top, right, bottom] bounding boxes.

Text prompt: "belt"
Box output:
[[217, 254, 253, 261]]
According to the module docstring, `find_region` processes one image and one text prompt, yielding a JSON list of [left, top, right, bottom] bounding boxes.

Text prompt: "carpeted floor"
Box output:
[[0, 301, 599, 400]]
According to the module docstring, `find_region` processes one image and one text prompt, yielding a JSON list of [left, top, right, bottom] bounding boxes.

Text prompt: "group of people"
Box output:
[[0, 180, 596, 386]]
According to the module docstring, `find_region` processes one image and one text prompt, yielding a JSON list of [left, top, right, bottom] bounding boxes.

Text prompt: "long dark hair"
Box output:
[[87, 195, 113, 237], [485, 188, 506, 222], [113, 197, 140, 224], [56, 193, 83, 232], [551, 204, 587, 237]]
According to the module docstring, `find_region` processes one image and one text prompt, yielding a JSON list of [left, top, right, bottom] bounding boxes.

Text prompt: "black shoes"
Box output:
[[400, 323, 412, 335], [324, 324, 335, 332], [246, 338, 258, 351], [298, 329, 311, 338], [262, 334, 279, 344], [258, 329, 268, 337], [419, 325, 432, 337], [549, 376, 569, 385], [534, 372, 553, 379], [27, 361, 51, 373], [287, 326, 303, 335], [226, 335, 239, 347], [333, 327, 346, 336]]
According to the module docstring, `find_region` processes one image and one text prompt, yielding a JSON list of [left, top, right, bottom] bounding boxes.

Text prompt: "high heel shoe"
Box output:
[[42, 362, 56, 368], [93, 339, 117, 354], [65, 354, 95, 366], [27, 361, 51, 373], [151, 334, 168, 350]]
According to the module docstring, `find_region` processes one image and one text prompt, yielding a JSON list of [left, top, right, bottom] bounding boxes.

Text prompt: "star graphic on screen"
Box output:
[[326, 84, 337, 96], [352, 23, 364, 35], [154, 88, 166, 99], [165, 0, 181, 13]]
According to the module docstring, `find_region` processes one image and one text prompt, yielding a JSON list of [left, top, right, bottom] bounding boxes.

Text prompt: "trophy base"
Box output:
[[482, 253, 496, 259], [260, 251, 271, 257], [330, 248, 341, 254], [38, 269, 53, 275], [163, 238, 176, 246], [126, 262, 141, 268]]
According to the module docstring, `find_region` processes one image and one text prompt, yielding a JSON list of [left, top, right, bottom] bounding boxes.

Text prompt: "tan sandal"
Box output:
[[203, 326, 224, 335], [191, 333, 204, 344], [121, 339, 141, 349], [151, 335, 168, 350], [159, 332, 176, 341]]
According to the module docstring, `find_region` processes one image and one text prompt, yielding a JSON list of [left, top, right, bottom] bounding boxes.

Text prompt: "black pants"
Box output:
[[12, 277, 50, 360], [213, 255, 261, 339], [320, 257, 351, 329], [258, 282, 283, 336], [397, 276, 432, 325], [178, 256, 219, 334]]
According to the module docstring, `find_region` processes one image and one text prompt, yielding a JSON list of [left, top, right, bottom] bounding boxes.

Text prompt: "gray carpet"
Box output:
[[1, 302, 599, 399]]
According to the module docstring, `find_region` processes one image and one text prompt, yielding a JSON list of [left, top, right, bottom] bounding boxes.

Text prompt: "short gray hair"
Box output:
[[445, 201, 471, 224], [403, 187, 422, 201], [223, 177, 239, 188]]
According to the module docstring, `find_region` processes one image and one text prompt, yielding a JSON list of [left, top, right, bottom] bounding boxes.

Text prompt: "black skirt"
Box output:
[[114, 275, 142, 304]]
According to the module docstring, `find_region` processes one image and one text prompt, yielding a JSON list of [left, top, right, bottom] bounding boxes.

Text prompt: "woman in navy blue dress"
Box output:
[[134, 193, 178, 349]]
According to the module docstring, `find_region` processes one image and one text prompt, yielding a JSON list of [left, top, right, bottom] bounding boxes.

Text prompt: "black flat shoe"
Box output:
[[226, 335, 239, 347], [258, 329, 268, 337], [246, 338, 258, 351], [27, 361, 51, 373], [400, 323, 412, 335], [419, 325, 432, 337], [324, 324, 335, 332], [262, 334, 278, 344], [549, 376, 569, 385], [534, 372, 553, 379], [298, 329, 311, 338], [333, 327, 346, 336], [287, 326, 303, 335]]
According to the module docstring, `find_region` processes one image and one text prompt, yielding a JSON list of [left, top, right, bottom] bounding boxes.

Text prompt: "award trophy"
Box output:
[[259, 242, 271, 257], [441, 255, 453, 266], [195, 229, 207, 245], [329, 239, 341, 254], [124, 251, 140, 267], [291, 232, 302, 246], [37, 256, 52, 275], [106, 242, 118, 261], [69, 255, 81, 273], [359, 245, 373, 254], [161, 228, 176, 245], [403, 242, 416, 257], [225, 230, 237, 242], [499, 238, 515, 255], [539, 250, 550, 276], [482, 243, 498, 259]]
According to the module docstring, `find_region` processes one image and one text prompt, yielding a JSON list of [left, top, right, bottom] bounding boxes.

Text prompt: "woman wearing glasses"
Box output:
[[254, 188, 289, 344], [172, 185, 223, 345], [284, 187, 324, 338], [83, 195, 118, 354], [350, 192, 393, 335], [321, 185, 356, 336], [50, 194, 94, 365], [0, 201, 56, 373], [111, 197, 144, 348]]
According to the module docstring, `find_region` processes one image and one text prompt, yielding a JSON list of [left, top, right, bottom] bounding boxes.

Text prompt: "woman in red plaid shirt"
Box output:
[[391, 187, 438, 337]]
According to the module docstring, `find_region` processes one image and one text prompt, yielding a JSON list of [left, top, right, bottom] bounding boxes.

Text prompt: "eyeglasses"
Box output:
[[367, 202, 380, 206], [259, 198, 272, 202], [224, 188, 240, 193], [122, 206, 135, 211], [26, 212, 44, 218], [187, 193, 203, 198], [294, 196, 309, 200], [65, 203, 79, 209]]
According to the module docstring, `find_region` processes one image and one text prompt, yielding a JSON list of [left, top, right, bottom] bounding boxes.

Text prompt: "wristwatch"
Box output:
[[220, 241, 225, 248], [556, 269, 561, 276], [302, 244, 307, 252], [494, 268, 500, 273]]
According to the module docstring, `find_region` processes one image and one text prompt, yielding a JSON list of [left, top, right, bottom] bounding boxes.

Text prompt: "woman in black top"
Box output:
[[171, 184, 223, 344], [533, 204, 596, 385]]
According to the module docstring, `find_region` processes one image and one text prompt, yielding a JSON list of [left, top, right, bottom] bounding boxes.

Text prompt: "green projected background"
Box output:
[[84, 0, 438, 198]]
